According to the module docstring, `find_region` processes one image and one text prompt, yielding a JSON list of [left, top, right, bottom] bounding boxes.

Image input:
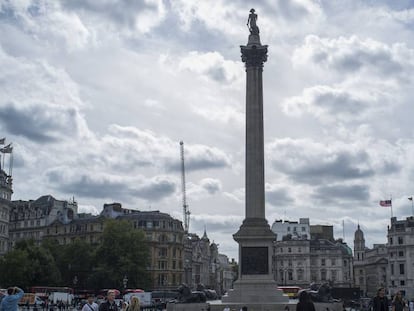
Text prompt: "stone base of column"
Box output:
[[222, 278, 288, 303]]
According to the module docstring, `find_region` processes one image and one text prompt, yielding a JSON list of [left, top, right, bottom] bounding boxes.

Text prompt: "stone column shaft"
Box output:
[[245, 66, 265, 219]]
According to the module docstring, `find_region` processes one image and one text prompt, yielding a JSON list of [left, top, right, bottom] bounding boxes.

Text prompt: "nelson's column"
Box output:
[[222, 9, 288, 304]]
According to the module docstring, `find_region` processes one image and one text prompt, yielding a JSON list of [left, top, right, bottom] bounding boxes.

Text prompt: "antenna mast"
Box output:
[[180, 141, 190, 232]]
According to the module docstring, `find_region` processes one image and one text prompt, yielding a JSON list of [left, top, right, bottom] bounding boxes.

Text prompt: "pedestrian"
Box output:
[[125, 297, 139, 311], [98, 290, 118, 311], [0, 287, 24, 311], [296, 291, 316, 311], [372, 287, 389, 311], [392, 291, 407, 311], [81, 296, 98, 311]]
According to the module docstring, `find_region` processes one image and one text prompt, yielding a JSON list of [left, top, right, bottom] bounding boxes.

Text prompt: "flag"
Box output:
[[0, 143, 12, 153], [0, 138, 5, 144], [409, 197, 413, 201], [379, 200, 392, 207]]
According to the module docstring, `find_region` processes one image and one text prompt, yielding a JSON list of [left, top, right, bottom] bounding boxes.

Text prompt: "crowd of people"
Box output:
[[0, 289, 141, 311], [1, 286, 413, 311]]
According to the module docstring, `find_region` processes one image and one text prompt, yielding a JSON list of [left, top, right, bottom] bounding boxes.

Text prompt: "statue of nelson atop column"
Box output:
[[247, 8, 259, 35]]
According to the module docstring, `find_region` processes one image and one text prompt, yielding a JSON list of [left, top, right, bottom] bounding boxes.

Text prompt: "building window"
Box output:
[[321, 259, 326, 266], [400, 263, 405, 275], [298, 247, 301, 253], [390, 252, 394, 258], [399, 251, 404, 257], [287, 227, 290, 231], [331, 258, 336, 266], [331, 270, 337, 281], [288, 270, 293, 280], [288, 260, 292, 267], [297, 269, 304, 281], [401, 280, 405, 286], [280, 248, 283, 253], [321, 269, 327, 280], [302, 227, 306, 232], [288, 247, 291, 253], [398, 237, 403, 245], [159, 248, 167, 257], [391, 264, 394, 275]]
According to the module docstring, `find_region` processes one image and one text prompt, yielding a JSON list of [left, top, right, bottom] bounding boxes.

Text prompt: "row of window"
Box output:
[[156, 273, 182, 286], [134, 220, 180, 230], [279, 247, 305, 253], [157, 260, 183, 270], [286, 226, 307, 232], [389, 236, 404, 245]]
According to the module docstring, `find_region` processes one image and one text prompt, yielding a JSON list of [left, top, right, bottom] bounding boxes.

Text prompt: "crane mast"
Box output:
[[180, 141, 190, 232]]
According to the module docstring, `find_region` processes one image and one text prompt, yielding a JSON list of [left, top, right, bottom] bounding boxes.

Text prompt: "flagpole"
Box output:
[[391, 195, 393, 218]]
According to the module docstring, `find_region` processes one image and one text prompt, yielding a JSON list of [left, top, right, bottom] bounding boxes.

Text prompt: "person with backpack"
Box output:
[[82, 296, 98, 311]]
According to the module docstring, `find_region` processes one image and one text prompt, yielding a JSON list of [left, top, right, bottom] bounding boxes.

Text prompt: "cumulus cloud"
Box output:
[[281, 84, 392, 123], [199, 178, 222, 194], [292, 35, 414, 80], [61, 0, 166, 34], [0, 103, 83, 143], [267, 138, 375, 184], [265, 183, 294, 206], [0, 0, 91, 51], [177, 51, 243, 84], [46, 168, 176, 202], [0, 45, 91, 142], [312, 184, 370, 204]]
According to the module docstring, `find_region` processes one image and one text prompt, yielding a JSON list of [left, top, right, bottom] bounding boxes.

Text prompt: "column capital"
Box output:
[[240, 44, 268, 68]]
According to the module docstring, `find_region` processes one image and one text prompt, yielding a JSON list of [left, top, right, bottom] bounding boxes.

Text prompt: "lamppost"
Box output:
[[123, 275, 128, 290]]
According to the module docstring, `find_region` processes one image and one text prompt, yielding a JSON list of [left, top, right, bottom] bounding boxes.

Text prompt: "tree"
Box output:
[[16, 239, 61, 286], [93, 219, 151, 289], [0, 248, 32, 287], [0, 240, 61, 287]]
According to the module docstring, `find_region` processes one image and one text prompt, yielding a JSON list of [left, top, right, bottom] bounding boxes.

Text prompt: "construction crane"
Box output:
[[180, 141, 191, 233]]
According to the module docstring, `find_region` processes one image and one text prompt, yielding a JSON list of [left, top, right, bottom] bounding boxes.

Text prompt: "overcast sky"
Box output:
[[1, 0, 414, 260]]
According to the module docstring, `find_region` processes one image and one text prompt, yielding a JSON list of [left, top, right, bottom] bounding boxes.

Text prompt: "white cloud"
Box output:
[[1, 0, 91, 51], [292, 35, 414, 81]]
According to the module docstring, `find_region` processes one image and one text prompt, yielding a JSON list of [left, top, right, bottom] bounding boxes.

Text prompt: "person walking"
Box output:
[[0, 287, 24, 311], [392, 291, 407, 311], [372, 288, 389, 311], [81, 296, 98, 311], [125, 297, 139, 311], [296, 291, 316, 311], [98, 291, 118, 311]]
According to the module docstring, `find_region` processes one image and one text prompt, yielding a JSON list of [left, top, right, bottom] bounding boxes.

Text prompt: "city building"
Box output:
[[0, 168, 12, 255], [9, 195, 78, 248], [273, 218, 354, 287], [271, 218, 310, 241], [353, 224, 390, 297], [387, 216, 414, 298]]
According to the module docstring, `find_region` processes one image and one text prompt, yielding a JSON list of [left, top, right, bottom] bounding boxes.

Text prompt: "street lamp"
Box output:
[[123, 275, 128, 290]]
